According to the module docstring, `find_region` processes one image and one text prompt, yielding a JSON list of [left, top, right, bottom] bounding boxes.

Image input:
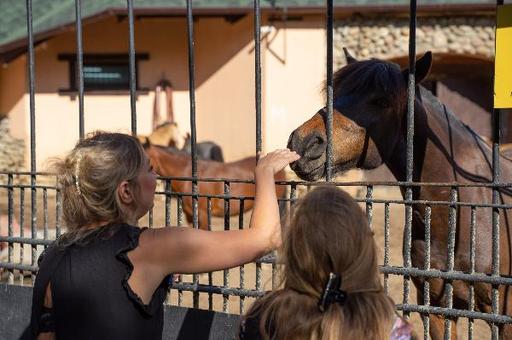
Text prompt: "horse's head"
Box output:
[[287, 49, 432, 181]]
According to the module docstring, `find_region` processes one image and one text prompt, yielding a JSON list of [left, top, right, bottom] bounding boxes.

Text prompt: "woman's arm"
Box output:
[[134, 149, 299, 275]]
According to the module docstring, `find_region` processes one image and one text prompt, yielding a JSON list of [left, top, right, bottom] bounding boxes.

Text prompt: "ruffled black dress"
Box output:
[[29, 223, 172, 340]]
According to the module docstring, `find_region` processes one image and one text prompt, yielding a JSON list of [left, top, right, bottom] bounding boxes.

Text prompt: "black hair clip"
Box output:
[[318, 272, 347, 312]]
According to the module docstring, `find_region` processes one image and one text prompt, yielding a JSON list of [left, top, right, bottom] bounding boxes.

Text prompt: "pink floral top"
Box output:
[[390, 317, 414, 340]]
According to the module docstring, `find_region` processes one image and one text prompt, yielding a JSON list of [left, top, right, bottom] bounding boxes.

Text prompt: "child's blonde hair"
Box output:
[[246, 185, 395, 339], [47, 131, 146, 243]]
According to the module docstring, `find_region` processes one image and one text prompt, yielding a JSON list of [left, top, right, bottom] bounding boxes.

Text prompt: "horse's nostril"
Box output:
[[303, 133, 326, 160], [306, 135, 324, 150]]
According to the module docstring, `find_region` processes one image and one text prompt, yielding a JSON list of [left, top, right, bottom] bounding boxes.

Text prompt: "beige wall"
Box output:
[[262, 18, 326, 153], [0, 14, 328, 169], [0, 56, 26, 141]]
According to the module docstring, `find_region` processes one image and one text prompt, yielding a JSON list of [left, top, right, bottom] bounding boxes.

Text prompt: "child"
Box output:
[[29, 131, 299, 340], [239, 186, 414, 340]]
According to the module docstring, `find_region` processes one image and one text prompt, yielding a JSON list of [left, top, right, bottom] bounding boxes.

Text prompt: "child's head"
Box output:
[[48, 131, 153, 233], [283, 185, 381, 297], [248, 185, 395, 340]]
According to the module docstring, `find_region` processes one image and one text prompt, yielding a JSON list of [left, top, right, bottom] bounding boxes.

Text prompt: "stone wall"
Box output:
[[334, 15, 495, 67], [0, 117, 25, 176]]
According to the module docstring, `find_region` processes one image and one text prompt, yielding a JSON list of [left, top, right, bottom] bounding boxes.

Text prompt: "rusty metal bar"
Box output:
[[325, 0, 334, 181], [75, 0, 84, 139], [127, 0, 137, 134]]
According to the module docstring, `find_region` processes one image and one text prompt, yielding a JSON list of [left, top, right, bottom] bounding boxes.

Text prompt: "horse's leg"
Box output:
[[500, 324, 512, 340], [428, 316, 457, 340]]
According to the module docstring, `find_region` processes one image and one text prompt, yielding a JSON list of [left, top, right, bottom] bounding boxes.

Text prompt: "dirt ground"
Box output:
[[0, 172, 492, 339]]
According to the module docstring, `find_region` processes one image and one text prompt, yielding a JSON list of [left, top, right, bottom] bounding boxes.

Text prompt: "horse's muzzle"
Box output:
[[287, 130, 327, 181]]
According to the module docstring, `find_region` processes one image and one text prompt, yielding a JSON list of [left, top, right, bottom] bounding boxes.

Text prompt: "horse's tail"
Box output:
[[278, 196, 289, 223], [210, 145, 224, 162], [275, 176, 290, 224]]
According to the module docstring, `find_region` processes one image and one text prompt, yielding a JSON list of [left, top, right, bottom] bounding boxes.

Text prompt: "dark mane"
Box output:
[[332, 59, 406, 111]]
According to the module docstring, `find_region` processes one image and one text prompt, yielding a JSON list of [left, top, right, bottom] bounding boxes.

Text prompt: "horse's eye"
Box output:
[[372, 98, 390, 109]]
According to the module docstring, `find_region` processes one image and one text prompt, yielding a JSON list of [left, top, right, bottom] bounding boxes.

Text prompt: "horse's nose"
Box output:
[[303, 132, 326, 160], [287, 130, 325, 161]]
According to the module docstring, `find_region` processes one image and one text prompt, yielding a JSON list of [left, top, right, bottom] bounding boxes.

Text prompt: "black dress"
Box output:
[[29, 223, 172, 340]]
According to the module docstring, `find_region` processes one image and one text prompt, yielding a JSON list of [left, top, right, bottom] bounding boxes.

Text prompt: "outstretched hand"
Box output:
[[256, 149, 300, 176]]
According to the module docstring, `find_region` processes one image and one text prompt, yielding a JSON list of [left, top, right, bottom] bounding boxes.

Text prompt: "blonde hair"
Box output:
[[47, 131, 146, 243], [246, 186, 396, 340]]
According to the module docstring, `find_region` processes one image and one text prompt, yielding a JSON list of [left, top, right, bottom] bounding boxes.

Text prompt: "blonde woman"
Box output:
[[239, 186, 414, 340], [30, 131, 299, 340]]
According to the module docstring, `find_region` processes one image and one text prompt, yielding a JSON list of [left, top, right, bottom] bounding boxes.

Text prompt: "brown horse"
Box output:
[[287, 50, 512, 339], [143, 140, 287, 230]]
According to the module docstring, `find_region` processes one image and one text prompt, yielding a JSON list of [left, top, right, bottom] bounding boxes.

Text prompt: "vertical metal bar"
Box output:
[[186, 0, 199, 232], [290, 183, 297, 215], [148, 208, 153, 228], [176, 195, 183, 305], [468, 206, 477, 339], [55, 186, 62, 238], [223, 181, 231, 312], [444, 187, 458, 339], [383, 202, 390, 294], [165, 179, 171, 226], [207, 197, 213, 310], [74, 0, 84, 139], [254, 0, 262, 161], [127, 0, 137, 134], [20, 188, 25, 283], [177, 195, 183, 226], [366, 185, 373, 228], [403, 0, 417, 318], [325, 0, 334, 181], [491, 2, 503, 337], [239, 198, 245, 313], [26, 0, 37, 284], [7, 174, 14, 284], [43, 188, 48, 240], [423, 205, 431, 340]]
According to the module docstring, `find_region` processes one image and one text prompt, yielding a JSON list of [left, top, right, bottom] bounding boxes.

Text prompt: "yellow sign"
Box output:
[[495, 4, 512, 108]]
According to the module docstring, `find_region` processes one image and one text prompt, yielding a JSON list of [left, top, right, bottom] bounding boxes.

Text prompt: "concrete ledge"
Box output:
[[0, 283, 240, 340]]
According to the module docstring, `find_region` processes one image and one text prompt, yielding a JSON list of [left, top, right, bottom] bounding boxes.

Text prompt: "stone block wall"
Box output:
[[334, 15, 495, 67], [0, 117, 25, 178]]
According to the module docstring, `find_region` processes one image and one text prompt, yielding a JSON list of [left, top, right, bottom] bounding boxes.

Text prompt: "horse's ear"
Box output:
[[137, 135, 151, 149], [402, 51, 433, 85], [343, 47, 357, 64]]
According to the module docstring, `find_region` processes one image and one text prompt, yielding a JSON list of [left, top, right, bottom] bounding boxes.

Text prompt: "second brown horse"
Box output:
[[143, 140, 287, 230]]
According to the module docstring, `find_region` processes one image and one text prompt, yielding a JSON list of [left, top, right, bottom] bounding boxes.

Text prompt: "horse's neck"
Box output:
[[386, 88, 497, 185]]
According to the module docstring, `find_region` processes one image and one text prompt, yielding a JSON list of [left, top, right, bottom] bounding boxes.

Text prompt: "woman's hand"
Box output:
[[255, 149, 300, 176], [250, 149, 300, 252]]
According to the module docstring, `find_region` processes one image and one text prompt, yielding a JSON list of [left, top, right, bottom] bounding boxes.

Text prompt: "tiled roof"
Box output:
[[0, 0, 496, 55]]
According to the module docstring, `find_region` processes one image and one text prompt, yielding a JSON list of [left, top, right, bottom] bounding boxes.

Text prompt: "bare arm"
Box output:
[[133, 149, 299, 275]]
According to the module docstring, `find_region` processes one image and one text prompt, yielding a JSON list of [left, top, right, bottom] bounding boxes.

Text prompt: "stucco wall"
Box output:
[[0, 14, 332, 168]]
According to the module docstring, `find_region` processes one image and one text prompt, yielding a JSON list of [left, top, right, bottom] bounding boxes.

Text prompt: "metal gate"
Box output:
[[0, 0, 510, 339]]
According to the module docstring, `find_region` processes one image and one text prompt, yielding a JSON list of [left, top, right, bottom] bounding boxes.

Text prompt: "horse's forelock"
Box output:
[[333, 59, 405, 110]]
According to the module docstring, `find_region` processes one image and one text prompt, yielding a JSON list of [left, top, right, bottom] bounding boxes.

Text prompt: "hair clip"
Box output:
[[74, 151, 82, 196], [318, 272, 347, 312]]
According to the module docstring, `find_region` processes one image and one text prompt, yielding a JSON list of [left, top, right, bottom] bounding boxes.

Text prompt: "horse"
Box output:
[[182, 133, 224, 162], [287, 50, 512, 339], [138, 124, 224, 162], [142, 121, 186, 149], [142, 138, 287, 230]]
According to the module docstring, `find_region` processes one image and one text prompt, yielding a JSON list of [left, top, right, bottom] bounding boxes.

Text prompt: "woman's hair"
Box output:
[[46, 131, 146, 243], [246, 185, 395, 340]]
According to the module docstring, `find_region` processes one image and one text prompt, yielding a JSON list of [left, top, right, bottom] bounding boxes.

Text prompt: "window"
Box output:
[[58, 53, 149, 92]]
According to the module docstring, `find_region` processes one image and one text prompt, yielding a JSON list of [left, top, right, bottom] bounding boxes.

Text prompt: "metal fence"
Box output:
[[0, 0, 509, 339]]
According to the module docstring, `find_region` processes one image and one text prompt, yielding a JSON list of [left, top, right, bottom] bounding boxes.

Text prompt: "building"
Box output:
[[0, 0, 501, 174]]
